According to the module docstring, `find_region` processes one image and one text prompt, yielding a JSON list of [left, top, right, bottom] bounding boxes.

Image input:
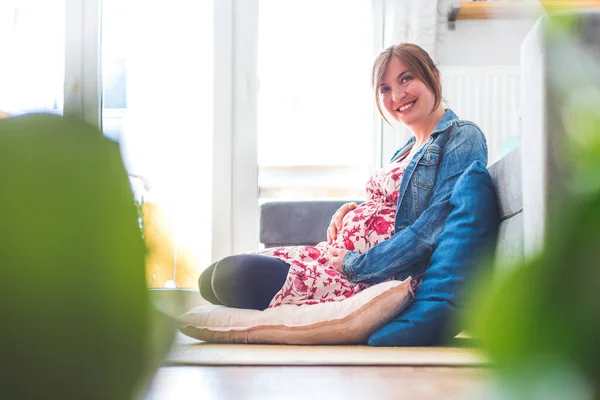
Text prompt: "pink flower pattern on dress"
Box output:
[[254, 154, 411, 307]]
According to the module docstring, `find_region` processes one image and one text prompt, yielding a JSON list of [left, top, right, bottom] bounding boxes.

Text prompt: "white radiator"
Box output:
[[440, 66, 521, 164]]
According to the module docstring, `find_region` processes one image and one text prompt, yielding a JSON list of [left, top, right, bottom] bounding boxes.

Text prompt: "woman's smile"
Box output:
[[397, 99, 417, 113]]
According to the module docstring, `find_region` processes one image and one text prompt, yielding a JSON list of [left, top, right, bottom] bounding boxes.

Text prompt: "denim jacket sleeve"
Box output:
[[341, 124, 488, 284]]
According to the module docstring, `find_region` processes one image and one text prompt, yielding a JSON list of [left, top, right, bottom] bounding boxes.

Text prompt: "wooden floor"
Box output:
[[144, 365, 492, 399]]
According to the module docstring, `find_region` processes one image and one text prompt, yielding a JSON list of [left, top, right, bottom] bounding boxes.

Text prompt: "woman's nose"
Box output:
[[391, 87, 404, 103]]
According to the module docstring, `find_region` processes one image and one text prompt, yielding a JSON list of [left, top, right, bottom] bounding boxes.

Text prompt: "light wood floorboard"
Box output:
[[145, 366, 492, 399]]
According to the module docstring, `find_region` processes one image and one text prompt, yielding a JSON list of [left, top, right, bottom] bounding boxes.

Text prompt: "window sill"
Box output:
[[150, 288, 207, 318]]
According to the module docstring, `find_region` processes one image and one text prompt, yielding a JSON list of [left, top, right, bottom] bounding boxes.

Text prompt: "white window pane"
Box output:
[[101, 0, 213, 288], [0, 0, 64, 115], [257, 0, 374, 200]]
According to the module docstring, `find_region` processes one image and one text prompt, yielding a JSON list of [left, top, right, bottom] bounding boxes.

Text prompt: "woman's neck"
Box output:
[[410, 106, 446, 147]]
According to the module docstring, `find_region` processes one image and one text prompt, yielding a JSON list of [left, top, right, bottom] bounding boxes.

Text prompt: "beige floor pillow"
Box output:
[[179, 278, 413, 345]]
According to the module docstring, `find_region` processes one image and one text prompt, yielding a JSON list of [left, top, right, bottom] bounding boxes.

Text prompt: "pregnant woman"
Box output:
[[199, 43, 488, 311]]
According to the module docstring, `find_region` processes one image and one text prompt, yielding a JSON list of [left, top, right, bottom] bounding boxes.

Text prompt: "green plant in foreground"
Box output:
[[0, 114, 174, 399], [469, 11, 600, 400]]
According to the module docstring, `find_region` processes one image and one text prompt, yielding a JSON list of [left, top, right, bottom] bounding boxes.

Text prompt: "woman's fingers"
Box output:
[[329, 203, 358, 244], [334, 206, 345, 230], [335, 213, 343, 231], [327, 222, 338, 244], [330, 248, 348, 273], [330, 222, 337, 242], [335, 202, 357, 230]]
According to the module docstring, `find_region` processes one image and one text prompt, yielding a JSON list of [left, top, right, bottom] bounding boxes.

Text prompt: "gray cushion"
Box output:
[[488, 147, 522, 221], [488, 147, 523, 265], [495, 213, 524, 268]]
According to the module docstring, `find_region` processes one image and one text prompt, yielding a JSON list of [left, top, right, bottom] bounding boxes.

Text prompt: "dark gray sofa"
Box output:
[[259, 200, 360, 248]]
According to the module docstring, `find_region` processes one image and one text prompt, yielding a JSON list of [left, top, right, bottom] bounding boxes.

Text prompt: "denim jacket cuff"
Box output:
[[341, 251, 361, 278]]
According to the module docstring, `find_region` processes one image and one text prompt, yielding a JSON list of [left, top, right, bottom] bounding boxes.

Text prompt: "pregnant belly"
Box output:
[[335, 201, 396, 253]]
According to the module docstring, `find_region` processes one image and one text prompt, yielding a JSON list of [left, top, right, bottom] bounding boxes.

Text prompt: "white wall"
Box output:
[[436, 19, 537, 66], [433, 14, 538, 163]]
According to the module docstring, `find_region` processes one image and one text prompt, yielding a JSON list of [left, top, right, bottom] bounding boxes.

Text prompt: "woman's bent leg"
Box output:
[[211, 254, 290, 310], [198, 262, 222, 305]]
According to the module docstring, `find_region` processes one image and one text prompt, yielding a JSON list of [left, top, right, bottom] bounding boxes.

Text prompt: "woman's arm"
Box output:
[[341, 124, 488, 284]]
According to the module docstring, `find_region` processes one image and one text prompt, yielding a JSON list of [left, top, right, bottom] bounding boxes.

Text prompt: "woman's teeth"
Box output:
[[399, 101, 415, 112]]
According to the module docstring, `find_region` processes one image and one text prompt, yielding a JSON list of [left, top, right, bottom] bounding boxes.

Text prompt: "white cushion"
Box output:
[[179, 278, 413, 345]]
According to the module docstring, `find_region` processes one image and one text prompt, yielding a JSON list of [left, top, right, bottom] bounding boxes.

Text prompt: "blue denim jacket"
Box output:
[[341, 109, 488, 283]]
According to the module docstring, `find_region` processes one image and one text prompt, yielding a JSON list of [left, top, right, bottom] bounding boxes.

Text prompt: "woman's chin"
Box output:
[[398, 115, 418, 127]]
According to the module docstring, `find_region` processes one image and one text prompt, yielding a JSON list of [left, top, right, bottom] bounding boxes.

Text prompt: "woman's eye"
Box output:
[[380, 87, 390, 94], [401, 75, 413, 84]]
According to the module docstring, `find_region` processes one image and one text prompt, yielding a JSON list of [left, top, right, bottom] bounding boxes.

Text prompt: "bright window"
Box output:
[[0, 0, 64, 115], [257, 0, 375, 201], [101, 0, 214, 288]]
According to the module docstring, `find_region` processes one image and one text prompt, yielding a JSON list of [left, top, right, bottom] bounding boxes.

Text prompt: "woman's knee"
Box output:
[[211, 255, 242, 282], [198, 256, 248, 306], [211, 254, 290, 309], [210, 256, 244, 301], [198, 262, 220, 304]]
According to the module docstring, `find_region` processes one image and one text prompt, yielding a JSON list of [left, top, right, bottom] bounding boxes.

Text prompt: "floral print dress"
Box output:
[[254, 153, 411, 308]]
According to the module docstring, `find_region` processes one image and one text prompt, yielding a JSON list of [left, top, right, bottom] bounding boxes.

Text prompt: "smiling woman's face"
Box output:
[[378, 56, 438, 128]]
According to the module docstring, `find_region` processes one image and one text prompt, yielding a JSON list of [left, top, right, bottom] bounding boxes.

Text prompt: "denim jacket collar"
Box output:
[[430, 108, 459, 137], [390, 109, 459, 162]]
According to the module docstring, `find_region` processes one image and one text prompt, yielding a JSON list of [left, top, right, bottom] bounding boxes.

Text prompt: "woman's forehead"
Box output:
[[383, 56, 410, 79]]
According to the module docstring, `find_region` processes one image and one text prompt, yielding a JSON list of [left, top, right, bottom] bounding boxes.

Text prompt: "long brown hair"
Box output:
[[372, 43, 442, 125]]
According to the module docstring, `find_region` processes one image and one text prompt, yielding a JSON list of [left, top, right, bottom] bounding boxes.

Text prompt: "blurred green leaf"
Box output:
[[0, 114, 174, 399]]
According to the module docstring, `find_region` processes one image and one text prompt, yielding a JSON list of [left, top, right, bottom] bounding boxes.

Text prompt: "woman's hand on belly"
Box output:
[[327, 202, 358, 244]]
